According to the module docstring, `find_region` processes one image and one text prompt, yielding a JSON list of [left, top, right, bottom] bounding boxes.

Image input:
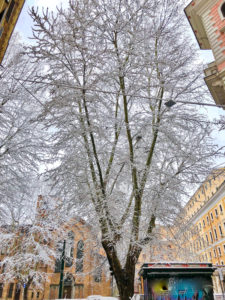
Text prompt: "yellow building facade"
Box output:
[[184, 168, 225, 265], [0, 0, 25, 64], [135, 169, 225, 297]]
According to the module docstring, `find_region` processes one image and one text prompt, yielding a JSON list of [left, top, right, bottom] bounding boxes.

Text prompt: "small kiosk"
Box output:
[[139, 262, 215, 300]]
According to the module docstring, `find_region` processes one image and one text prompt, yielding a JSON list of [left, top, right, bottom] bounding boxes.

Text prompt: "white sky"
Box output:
[[15, 0, 225, 166]]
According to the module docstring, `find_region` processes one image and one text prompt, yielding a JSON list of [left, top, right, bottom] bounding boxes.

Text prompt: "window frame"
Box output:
[[5, 0, 15, 22], [219, 225, 223, 236], [215, 208, 218, 218], [214, 228, 218, 240], [76, 240, 84, 273], [209, 231, 213, 243], [210, 212, 214, 221], [219, 2, 225, 19]]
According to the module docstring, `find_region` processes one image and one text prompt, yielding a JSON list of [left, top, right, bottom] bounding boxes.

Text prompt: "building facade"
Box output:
[[178, 168, 225, 299], [135, 168, 225, 297], [0, 0, 25, 64], [0, 197, 112, 300], [183, 168, 225, 265], [185, 0, 225, 108]]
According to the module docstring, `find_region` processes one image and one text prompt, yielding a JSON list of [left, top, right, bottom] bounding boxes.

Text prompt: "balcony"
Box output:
[[204, 62, 225, 108]]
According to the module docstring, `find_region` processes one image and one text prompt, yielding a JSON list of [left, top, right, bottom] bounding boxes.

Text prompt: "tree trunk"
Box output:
[[23, 278, 33, 300], [116, 269, 135, 300], [102, 240, 138, 300]]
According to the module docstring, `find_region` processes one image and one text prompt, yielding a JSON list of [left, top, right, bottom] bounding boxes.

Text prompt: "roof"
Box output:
[[139, 262, 215, 277]]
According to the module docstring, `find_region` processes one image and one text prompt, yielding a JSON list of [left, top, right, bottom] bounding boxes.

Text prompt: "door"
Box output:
[[63, 286, 72, 299]]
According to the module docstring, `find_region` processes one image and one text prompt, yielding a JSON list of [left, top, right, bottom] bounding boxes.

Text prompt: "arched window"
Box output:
[[94, 267, 102, 282], [76, 240, 84, 272], [221, 3, 225, 18], [65, 231, 74, 267], [54, 240, 64, 273]]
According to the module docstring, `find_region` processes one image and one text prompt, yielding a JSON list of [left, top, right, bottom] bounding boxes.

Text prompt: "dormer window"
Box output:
[[221, 3, 225, 18]]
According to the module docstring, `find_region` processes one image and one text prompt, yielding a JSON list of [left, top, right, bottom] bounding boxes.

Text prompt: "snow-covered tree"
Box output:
[[0, 33, 46, 224], [29, 1, 222, 299], [0, 35, 65, 300], [0, 195, 66, 300]]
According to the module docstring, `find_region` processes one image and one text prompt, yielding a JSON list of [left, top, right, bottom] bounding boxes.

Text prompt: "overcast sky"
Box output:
[[15, 0, 225, 166]]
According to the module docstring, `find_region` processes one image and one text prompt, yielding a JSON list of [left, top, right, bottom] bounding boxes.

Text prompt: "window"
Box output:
[[8, 283, 14, 298], [223, 244, 225, 253], [210, 212, 214, 221], [196, 241, 199, 250], [0, 283, 3, 298], [202, 238, 205, 248], [221, 2, 225, 18], [210, 231, 213, 243], [0, 9, 6, 23], [207, 216, 210, 225], [37, 292, 40, 298], [215, 209, 218, 218], [5, 0, 15, 22], [31, 292, 34, 298], [214, 249, 217, 257], [203, 219, 205, 227], [209, 251, 212, 259], [222, 261, 224, 265], [206, 234, 209, 244], [54, 258, 61, 273], [76, 240, 84, 273], [214, 228, 218, 240], [218, 247, 222, 256], [219, 225, 223, 236], [65, 231, 74, 268], [219, 204, 223, 214], [94, 267, 102, 282], [55, 240, 64, 273]]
